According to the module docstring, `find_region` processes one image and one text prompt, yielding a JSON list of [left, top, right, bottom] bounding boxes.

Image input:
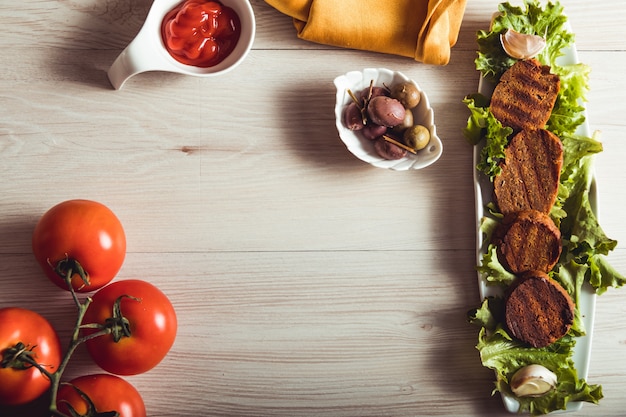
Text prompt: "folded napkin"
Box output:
[[264, 0, 467, 65]]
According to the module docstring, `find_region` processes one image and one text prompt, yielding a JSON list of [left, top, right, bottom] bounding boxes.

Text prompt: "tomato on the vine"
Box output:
[[56, 373, 146, 417], [0, 307, 62, 406], [82, 279, 177, 375], [32, 199, 126, 292]]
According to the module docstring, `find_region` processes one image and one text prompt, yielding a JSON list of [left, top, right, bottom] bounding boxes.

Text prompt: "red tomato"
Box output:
[[0, 308, 62, 406], [56, 374, 146, 417], [82, 279, 177, 375], [32, 199, 126, 292]]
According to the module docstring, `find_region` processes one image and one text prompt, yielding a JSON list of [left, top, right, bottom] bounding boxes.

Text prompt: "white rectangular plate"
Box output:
[[472, 33, 597, 413]]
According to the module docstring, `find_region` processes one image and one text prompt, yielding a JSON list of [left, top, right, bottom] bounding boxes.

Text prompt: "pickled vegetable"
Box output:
[[367, 96, 405, 127], [344, 102, 364, 131], [390, 82, 421, 109], [403, 125, 430, 151]]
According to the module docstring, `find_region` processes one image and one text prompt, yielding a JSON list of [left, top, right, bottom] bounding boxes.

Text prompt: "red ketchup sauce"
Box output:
[[162, 0, 241, 68]]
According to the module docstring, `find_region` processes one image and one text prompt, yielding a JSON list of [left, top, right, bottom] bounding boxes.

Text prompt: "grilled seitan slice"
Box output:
[[490, 58, 560, 131], [505, 271, 574, 348], [494, 128, 563, 215], [493, 209, 561, 275]]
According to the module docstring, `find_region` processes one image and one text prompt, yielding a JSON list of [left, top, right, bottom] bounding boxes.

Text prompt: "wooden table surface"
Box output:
[[1, 1, 625, 416]]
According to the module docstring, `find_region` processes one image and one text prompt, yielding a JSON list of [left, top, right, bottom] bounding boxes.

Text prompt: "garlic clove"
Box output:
[[510, 364, 557, 397], [500, 29, 547, 60]]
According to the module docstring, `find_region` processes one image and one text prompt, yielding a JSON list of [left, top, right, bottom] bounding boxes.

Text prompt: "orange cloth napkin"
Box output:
[[264, 0, 467, 65]]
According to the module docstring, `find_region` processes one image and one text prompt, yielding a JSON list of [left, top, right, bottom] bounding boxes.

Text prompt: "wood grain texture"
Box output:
[[1, 1, 626, 416]]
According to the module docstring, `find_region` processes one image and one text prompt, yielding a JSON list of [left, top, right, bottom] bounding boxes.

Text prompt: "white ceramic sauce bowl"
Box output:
[[334, 68, 442, 170], [107, 0, 256, 90]]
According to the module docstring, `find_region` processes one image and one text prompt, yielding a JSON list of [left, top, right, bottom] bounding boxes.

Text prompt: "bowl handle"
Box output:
[[107, 30, 166, 90]]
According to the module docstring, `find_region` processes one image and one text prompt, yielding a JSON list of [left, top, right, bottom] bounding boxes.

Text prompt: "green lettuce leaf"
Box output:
[[476, 216, 516, 286], [552, 260, 588, 336], [468, 297, 504, 331], [462, 95, 513, 178], [589, 254, 626, 295], [477, 244, 517, 286], [560, 132, 603, 180], [547, 63, 590, 136], [462, 93, 490, 145], [557, 133, 626, 293]]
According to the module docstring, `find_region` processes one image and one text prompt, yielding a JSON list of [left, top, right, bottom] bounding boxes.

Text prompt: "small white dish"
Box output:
[[333, 68, 442, 170], [107, 0, 256, 90]]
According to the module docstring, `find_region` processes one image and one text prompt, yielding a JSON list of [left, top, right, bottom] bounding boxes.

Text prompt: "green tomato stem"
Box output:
[[50, 255, 91, 291], [46, 262, 112, 417]]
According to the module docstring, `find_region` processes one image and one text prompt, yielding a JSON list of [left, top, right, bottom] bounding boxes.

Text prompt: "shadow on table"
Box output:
[[43, 0, 154, 89], [273, 76, 385, 172], [0, 392, 50, 417]]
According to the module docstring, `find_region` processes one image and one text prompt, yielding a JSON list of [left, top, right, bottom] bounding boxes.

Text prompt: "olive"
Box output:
[[367, 96, 406, 127], [343, 102, 364, 131], [390, 81, 421, 109], [362, 123, 387, 140], [359, 86, 388, 102], [374, 137, 407, 160], [403, 125, 430, 151]]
